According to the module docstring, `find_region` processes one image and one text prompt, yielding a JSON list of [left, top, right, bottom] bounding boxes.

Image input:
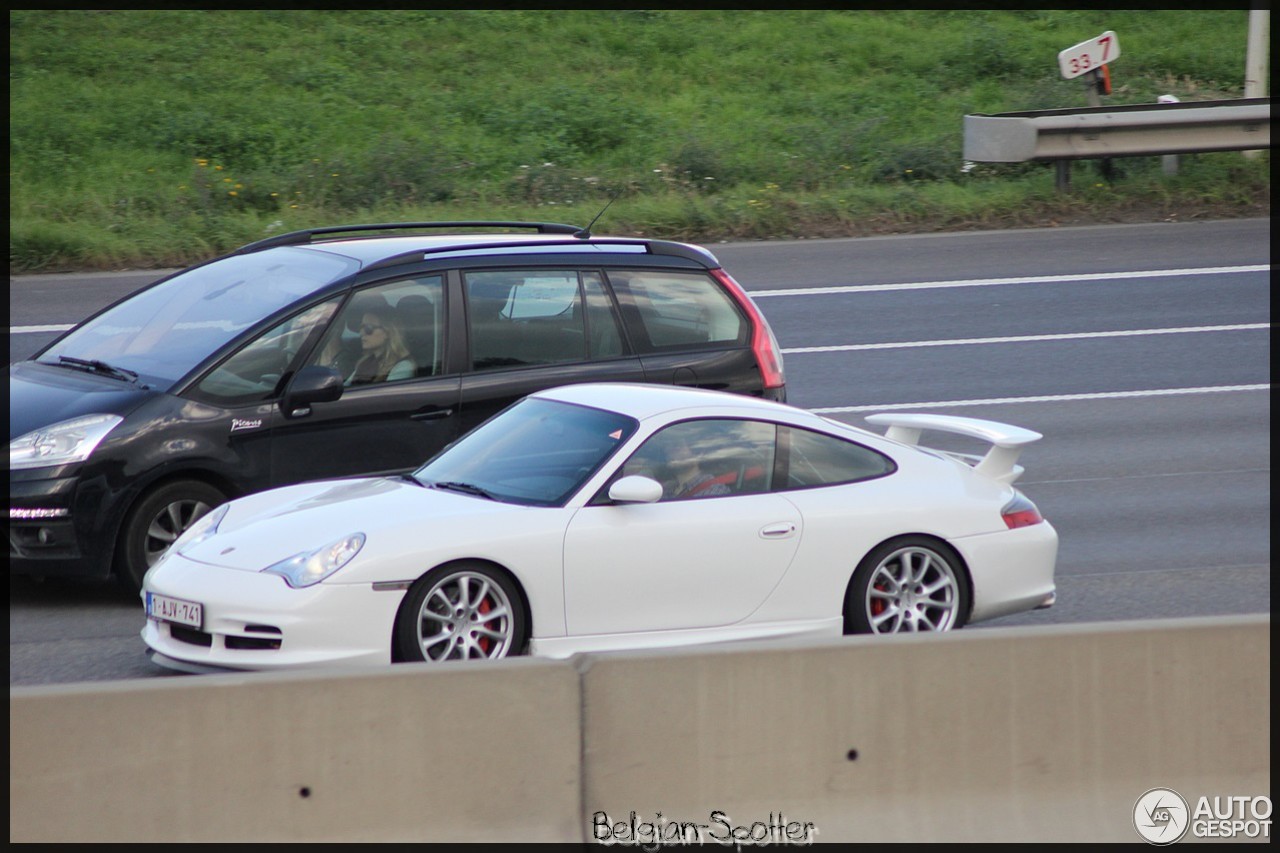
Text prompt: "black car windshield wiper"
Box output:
[[430, 480, 498, 500], [54, 356, 139, 383]]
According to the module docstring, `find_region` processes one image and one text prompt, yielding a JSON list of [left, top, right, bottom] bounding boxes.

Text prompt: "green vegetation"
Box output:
[[9, 9, 1269, 272]]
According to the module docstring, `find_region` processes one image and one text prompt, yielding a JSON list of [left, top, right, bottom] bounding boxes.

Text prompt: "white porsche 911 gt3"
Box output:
[[141, 383, 1057, 672]]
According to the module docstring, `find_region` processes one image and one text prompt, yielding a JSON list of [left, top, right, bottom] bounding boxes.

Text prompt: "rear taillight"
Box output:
[[710, 268, 786, 391], [1002, 491, 1045, 529]]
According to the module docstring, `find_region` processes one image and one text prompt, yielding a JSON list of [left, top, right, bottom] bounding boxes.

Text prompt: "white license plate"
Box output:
[[146, 592, 203, 629]]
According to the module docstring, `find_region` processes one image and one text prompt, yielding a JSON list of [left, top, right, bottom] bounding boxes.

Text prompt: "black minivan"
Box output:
[[10, 222, 786, 588]]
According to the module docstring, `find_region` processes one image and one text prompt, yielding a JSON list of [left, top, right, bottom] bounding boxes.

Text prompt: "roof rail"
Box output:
[[360, 236, 720, 273], [233, 221, 583, 254], [361, 237, 649, 272]]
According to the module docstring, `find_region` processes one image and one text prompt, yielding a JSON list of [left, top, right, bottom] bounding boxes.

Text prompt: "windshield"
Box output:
[[415, 397, 638, 506], [36, 248, 358, 388]]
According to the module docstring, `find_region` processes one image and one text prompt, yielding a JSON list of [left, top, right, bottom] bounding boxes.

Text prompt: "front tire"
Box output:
[[117, 480, 225, 591], [844, 537, 970, 634], [394, 562, 528, 663]]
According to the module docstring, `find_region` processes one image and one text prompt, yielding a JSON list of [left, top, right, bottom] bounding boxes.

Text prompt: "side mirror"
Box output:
[[282, 365, 343, 417], [608, 475, 663, 504]]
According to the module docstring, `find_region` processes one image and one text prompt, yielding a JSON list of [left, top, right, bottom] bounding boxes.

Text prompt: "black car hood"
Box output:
[[9, 361, 159, 440]]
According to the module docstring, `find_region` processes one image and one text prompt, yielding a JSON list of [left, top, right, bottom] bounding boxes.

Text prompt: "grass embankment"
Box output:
[[9, 9, 1269, 272]]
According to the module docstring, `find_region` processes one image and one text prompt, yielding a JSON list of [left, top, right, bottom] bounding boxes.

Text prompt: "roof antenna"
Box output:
[[573, 185, 623, 239]]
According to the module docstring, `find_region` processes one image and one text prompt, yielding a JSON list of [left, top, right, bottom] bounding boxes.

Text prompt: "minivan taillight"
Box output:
[[710, 268, 786, 391]]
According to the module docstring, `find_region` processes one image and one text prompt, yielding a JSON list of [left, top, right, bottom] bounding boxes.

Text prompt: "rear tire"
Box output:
[[844, 536, 970, 634], [117, 480, 225, 591], [394, 562, 528, 663]]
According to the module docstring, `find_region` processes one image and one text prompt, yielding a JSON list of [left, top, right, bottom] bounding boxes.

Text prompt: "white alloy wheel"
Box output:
[[846, 538, 969, 634], [396, 564, 526, 662]]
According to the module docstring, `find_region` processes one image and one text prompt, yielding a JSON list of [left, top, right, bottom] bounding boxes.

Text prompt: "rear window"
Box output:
[[608, 270, 747, 352], [779, 426, 896, 489]]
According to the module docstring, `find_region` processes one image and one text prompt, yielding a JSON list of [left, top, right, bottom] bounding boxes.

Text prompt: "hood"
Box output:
[[178, 476, 523, 571], [9, 361, 156, 439]]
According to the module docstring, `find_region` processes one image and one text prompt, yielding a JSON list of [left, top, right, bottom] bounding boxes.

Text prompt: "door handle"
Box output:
[[411, 408, 455, 421], [759, 522, 797, 539]]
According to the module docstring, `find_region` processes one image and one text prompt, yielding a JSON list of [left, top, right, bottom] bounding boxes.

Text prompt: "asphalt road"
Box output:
[[9, 218, 1271, 685]]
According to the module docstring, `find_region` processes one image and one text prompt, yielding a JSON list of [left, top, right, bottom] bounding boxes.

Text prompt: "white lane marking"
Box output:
[[783, 323, 1271, 353], [12, 324, 73, 334], [812, 384, 1271, 413], [1033, 563, 1268, 578], [1025, 467, 1270, 486], [750, 264, 1270, 297]]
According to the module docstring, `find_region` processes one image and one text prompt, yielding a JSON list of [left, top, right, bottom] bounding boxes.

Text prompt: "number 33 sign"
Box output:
[[1058, 31, 1120, 80]]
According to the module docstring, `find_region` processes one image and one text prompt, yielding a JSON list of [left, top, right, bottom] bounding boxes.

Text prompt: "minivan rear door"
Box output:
[[607, 268, 763, 396]]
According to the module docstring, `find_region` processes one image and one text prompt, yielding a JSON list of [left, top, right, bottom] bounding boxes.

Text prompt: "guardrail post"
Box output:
[[1082, 69, 1114, 188], [1158, 95, 1181, 175], [1244, 10, 1269, 159]]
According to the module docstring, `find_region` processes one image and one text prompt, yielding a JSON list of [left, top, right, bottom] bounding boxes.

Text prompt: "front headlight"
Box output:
[[262, 532, 366, 588], [10, 414, 124, 470]]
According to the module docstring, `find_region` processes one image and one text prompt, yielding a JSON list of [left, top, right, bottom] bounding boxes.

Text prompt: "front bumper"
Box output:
[[141, 556, 408, 671], [9, 467, 111, 578]]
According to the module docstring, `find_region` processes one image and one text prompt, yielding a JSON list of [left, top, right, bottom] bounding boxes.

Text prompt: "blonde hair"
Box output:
[[353, 306, 412, 382]]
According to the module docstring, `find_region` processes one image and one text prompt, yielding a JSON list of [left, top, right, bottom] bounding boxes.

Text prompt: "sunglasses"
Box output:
[[360, 323, 385, 335]]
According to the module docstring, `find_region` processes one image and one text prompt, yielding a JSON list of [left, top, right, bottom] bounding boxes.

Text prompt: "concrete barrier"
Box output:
[[581, 615, 1271, 843], [10, 615, 1270, 842], [9, 659, 583, 842]]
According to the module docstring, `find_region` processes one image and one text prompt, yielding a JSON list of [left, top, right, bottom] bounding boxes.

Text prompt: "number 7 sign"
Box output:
[[1058, 31, 1120, 80]]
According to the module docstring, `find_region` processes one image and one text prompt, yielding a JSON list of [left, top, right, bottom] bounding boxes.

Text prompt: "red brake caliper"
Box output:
[[871, 581, 888, 617]]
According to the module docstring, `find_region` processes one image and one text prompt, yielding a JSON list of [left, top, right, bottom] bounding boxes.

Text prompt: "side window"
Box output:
[[193, 298, 340, 404], [309, 276, 444, 386], [583, 272, 625, 358], [621, 419, 776, 501], [608, 270, 748, 352], [778, 426, 896, 489], [466, 271, 588, 370]]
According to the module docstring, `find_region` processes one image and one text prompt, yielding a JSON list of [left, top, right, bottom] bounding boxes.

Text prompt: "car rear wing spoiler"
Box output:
[[864, 413, 1043, 484]]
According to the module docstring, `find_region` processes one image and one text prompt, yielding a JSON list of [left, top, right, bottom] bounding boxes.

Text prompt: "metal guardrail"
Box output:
[[964, 97, 1270, 163]]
